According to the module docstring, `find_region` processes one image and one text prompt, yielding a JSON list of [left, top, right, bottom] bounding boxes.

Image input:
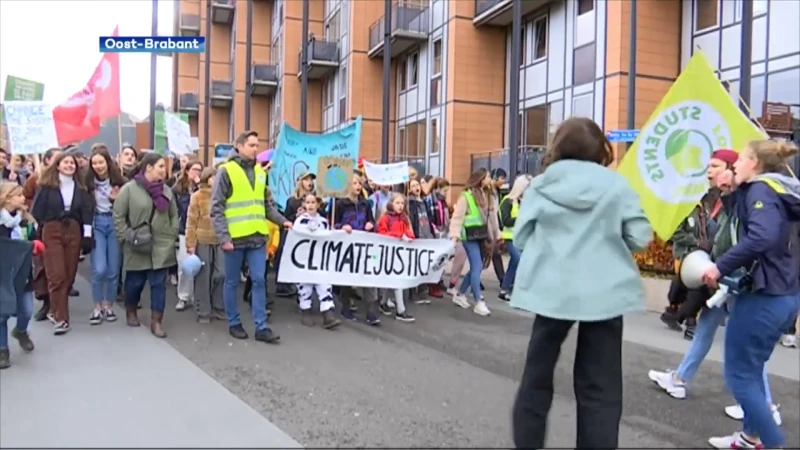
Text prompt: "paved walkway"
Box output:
[[0, 276, 301, 448]]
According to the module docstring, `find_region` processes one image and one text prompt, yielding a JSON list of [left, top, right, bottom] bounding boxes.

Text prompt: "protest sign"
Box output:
[[270, 116, 362, 210], [165, 111, 193, 155], [278, 229, 454, 289], [317, 156, 353, 198], [363, 160, 409, 186], [154, 110, 189, 154], [213, 143, 234, 166], [2, 76, 45, 125], [3, 101, 59, 155]]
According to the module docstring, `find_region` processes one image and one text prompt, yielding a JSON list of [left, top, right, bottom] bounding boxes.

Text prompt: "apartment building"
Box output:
[[172, 0, 799, 184]]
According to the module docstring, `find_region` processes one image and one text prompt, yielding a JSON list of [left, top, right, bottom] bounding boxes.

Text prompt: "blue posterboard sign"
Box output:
[[213, 143, 234, 166], [270, 116, 362, 210], [606, 129, 640, 143]]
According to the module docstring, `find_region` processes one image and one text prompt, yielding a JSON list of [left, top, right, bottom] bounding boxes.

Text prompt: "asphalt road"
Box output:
[[79, 266, 799, 448]]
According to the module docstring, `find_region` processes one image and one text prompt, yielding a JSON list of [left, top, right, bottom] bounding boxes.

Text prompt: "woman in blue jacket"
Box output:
[[703, 140, 800, 450]]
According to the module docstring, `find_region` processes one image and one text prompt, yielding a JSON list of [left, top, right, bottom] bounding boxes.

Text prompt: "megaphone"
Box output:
[[680, 250, 714, 289], [680, 250, 751, 308]]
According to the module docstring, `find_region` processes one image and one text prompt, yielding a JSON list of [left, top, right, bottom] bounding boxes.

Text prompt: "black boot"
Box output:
[[321, 310, 341, 329], [683, 317, 697, 341], [254, 328, 280, 343], [33, 297, 50, 322], [229, 324, 248, 340], [69, 286, 79, 297], [660, 306, 683, 332]]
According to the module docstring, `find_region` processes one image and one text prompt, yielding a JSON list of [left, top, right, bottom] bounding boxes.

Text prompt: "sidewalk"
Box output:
[[0, 275, 301, 448]]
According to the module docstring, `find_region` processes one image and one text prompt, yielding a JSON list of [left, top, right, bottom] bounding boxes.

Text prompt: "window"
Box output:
[[402, 121, 426, 157], [571, 93, 593, 119], [572, 43, 595, 86], [524, 105, 548, 146], [749, 75, 765, 121], [433, 40, 442, 75], [326, 10, 340, 41], [430, 117, 440, 154], [322, 81, 329, 108], [326, 77, 334, 106], [695, 0, 718, 32], [765, 69, 800, 132], [430, 78, 441, 106], [397, 128, 406, 156], [533, 16, 547, 61], [520, 26, 527, 66], [577, 0, 593, 15], [547, 101, 563, 141], [339, 67, 347, 123], [399, 58, 407, 91], [409, 52, 419, 87], [735, 0, 767, 21]]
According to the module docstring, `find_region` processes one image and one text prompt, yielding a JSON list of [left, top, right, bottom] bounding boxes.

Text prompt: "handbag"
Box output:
[[125, 207, 157, 254], [464, 205, 490, 241]]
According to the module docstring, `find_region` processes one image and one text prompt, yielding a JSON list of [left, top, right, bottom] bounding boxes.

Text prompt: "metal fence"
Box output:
[[470, 146, 548, 177]]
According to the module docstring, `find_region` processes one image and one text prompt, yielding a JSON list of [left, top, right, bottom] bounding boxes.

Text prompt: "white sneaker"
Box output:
[[473, 301, 491, 316], [725, 403, 782, 425], [451, 293, 470, 309], [647, 369, 686, 399], [780, 334, 797, 348], [386, 298, 396, 309], [708, 431, 761, 449], [446, 286, 457, 295], [170, 274, 178, 286]]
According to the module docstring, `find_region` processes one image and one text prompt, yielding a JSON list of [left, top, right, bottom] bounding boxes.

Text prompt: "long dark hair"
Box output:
[[38, 152, 86, 190], [84, 148, 127, 195], [464, 168, 490, 209], [129, 152, 165, 179], [174, 158, 203, 195]]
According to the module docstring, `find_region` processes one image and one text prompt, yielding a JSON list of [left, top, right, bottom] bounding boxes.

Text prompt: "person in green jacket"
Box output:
[[661, 149, 738, 339], [113, 152, 179, 338]]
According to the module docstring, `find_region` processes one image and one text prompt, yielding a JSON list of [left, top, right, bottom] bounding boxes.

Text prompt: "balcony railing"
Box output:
[[179, 14, 201, 36], [368, 3, 429, 56], [250, 64, 278, 96], [178, 93, 199, 116], [211, 0, 235, 25], [210, 80, 233, 108], [470, 146, 548, 177], [298, 39, 340, 79], [475, 0, 506, 17]]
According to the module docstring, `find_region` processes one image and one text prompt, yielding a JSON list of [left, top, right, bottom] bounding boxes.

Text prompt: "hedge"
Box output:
[[633, 237, 676, 274]]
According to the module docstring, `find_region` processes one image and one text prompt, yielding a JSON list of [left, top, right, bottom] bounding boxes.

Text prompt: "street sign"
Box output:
[[606, 129, 640, 143]]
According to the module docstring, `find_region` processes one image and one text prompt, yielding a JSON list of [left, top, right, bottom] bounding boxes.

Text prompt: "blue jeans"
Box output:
[[724, 292, 799, 448], [501, 239, 520, 291], [676, 304, 773, 404], [0, 292, 34, 349], [90, 214, 121, 304], [124, 268, 167, 313], [223, 245, 268, 331], [458, 240, 484, 301]]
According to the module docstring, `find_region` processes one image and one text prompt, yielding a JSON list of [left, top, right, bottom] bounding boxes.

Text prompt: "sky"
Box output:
[[0, 0, 176, 121]]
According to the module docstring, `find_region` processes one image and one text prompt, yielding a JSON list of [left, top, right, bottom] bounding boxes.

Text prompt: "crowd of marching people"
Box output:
[[0, 130, 528, 364], [2, 116, 799, 450]]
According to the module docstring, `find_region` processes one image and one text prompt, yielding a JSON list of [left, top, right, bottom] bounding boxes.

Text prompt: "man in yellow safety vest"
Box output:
[[210, 130, 291, 343]]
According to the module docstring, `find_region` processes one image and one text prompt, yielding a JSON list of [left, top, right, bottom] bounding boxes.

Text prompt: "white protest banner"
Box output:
[[363, 160, 409, 186], [165, 111, 193, 155], [278, 229, 454, 289], [3, 101, 59, 155]]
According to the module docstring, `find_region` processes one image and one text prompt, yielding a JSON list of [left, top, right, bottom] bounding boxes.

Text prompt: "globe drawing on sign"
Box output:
[[664, 129, 712, 178], [325, 164, 348, 193]]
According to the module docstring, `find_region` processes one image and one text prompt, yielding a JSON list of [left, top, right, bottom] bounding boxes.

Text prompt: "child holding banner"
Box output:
[[334, 173, 381, 325], [376, 193, 416, 322], [407, 178, 441, 300], [293, 194, 341, 330]]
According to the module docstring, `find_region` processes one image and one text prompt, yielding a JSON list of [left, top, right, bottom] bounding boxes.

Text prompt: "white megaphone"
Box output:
[[680, 250, 714, 289]]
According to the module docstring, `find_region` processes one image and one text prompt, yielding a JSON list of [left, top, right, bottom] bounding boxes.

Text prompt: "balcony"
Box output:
[[250, 64, 278, 96], [473, 0, 549, 27], [297, 39, 339, 80], [179, 13, 200, 37], [367, 4, 429, 59], [211, 0, 235, 26], [178, 93, 199, 117], [210, 80, 233, 108]]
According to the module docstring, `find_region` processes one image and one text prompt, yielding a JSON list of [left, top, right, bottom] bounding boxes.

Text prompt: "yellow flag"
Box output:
[[617, 51, 766, 240]]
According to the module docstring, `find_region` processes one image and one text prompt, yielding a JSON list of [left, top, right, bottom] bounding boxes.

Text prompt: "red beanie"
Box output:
[[711, 149, 738, 167]]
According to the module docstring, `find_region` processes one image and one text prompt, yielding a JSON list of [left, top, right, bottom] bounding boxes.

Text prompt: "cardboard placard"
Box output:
[[316, 156, 353, 198]]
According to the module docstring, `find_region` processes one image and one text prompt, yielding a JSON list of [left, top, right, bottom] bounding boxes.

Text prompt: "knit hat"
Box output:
[[710, 149, 738, 167]]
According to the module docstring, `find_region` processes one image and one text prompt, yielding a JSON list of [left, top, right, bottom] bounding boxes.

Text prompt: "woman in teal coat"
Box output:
[[511, 118, 652, 450]]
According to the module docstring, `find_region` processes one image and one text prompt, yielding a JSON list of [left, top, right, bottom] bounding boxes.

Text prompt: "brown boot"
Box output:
[[126, 305, 140, 327], [150, 311, 167, 338]]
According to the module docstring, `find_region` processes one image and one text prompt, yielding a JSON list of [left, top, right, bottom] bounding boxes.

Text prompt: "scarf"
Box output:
[[135, 173, 170, 213], [0, 208, 24, 239]]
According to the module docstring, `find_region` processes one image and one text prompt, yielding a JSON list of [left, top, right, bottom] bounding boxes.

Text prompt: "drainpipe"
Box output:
[[380, 0, 391, 163], [626, 0, 637, 150], [171, 0, 179, 111], [300, 0, 309, 132], [507, 0, 522, 177], [204, 0, 212, 164], [149, 0, 159, 150], [738, 0, 753, 116], [245, 0, 253, 130]]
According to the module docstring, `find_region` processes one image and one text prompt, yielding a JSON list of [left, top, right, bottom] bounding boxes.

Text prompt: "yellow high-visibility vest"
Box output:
[[500, 195, 518, 240], [459, 191, 486, 240], [223, 161, 269, 239]]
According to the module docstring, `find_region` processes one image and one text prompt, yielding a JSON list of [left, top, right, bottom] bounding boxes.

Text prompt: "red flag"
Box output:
[[54, 26, 121, 146]]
